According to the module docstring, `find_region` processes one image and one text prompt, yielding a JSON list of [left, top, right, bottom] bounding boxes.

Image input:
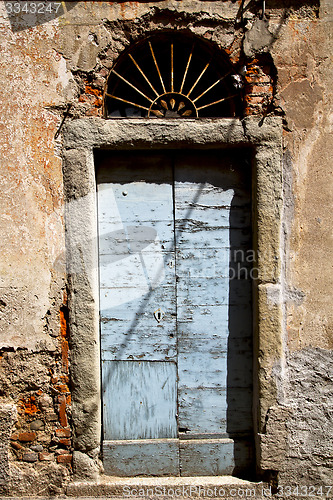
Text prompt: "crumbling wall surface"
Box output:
[[267, 0, 333, 487], [0, 0, 332, 495], [0, 1, 75, 495], [283, 348, 333, 484]]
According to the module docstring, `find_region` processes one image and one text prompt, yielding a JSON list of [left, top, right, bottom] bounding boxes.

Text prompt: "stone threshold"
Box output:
[[66, 476, 269, 498]]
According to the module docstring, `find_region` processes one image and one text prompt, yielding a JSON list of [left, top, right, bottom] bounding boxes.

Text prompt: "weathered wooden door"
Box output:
[[97, 150, 253, 476]]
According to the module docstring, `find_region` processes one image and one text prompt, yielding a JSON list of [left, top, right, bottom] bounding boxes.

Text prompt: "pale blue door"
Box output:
[[97, 151, 253, 476]]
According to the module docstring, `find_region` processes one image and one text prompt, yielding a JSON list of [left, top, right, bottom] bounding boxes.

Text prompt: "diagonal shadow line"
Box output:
[[266, 7, 291, 50], [98, 141, 248, 442], [101, 164, 205, 437]]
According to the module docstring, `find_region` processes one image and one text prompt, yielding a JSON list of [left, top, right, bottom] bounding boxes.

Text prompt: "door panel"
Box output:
[[174, 152, 252, 474], [98, 153, 179, 475], [98, 153, 177, 368], [97, 150, 253, 477], [175, 155, 233, 441], [102, 361, 177, 440]]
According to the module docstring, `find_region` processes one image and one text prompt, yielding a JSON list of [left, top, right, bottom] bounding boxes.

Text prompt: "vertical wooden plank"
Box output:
[[97, 153, 177, 362], [97, 153, 179, 473], [174, 151, 253, 474]]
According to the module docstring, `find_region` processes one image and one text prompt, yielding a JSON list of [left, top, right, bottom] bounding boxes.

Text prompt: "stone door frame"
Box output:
[[62, 116, 284, 478]]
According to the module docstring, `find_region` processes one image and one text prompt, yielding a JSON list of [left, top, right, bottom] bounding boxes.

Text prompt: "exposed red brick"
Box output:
[[58, 395, 68, 428], [60, 307, 69, 372], [18, 396, 39, 415], [57, 454, 72, 464], [244, 105, 262, 115], [59, 438, 71, 446], [92, 97, 103, 108], [85, 84, 102, 97], [10, 434, 19, 441], [18, 431, 37, 442], [55, 383, 70, 393], [244, 95, 265, 104], [61, 340, 69, 373], [60, 308, 67, 339], [78, 94, 91, 104], [11, 441, 23, 450], [245, 74, 271, 84], [55, 428, 71, 438]]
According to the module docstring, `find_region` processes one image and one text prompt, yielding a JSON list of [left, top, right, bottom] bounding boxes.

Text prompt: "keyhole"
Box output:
[[154, 308, 164, 323]]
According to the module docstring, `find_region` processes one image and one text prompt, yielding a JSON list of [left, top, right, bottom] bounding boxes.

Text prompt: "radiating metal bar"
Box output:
[[180, 44, 194, 93], [193, 71, 232, 103], [171, 43, 174, 92], [105, 93, 150, 111], [151, 109, 164, 117], [128, 54, 159, 97], [261, 0, 265, 19], [111, 69, 153, 103], [187, 61, 211, 98], [196, 93, 238, 111], [149, 41, 166, 93]]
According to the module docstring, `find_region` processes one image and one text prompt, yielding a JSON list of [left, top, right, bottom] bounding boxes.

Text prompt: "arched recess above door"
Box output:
[[104, 33, 243, 119]]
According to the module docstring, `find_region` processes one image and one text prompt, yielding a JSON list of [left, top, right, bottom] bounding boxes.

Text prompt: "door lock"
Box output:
[[154, 308, 165, 323]]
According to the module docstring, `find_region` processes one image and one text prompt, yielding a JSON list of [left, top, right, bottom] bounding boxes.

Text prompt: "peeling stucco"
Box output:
[[0, 0, 332, 494]]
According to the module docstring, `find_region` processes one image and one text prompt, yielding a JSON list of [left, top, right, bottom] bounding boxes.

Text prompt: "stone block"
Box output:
[[23, 452, 38, 463], [30, 420, 45, 431]]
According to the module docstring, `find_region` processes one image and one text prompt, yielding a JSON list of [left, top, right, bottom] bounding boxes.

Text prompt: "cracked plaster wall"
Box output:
[[0, 0, 332, 494]]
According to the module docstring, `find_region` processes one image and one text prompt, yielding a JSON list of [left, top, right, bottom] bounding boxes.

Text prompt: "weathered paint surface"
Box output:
[[98, 153, 177, 363], [98, 151, 253, 475], [175, 154, 252, 450], [103, 439, 179, 477], [0, 0, 332, 491], [180, 438, 253, 477], [102, 361, 178, 440]]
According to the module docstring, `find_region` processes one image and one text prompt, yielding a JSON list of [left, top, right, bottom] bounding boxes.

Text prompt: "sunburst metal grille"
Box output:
[[105, 33, 243, 118]]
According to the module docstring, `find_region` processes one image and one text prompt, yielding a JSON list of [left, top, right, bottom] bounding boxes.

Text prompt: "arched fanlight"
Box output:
[[104, 33, 243, 118]]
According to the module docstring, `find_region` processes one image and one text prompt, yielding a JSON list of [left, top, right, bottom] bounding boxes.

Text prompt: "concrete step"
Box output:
[[66, 476, 270, 498]]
